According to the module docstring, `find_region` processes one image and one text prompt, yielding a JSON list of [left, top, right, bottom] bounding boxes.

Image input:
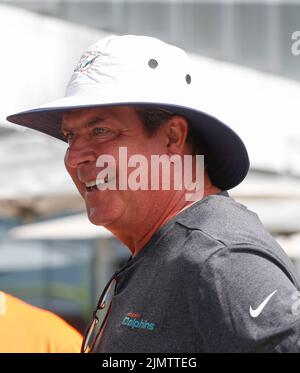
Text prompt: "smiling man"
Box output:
[[62, 105, 218, 252], [7, 35, 300, 353]]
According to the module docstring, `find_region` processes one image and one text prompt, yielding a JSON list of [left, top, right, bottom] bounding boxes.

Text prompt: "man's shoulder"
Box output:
[[175, 191, 264, 246], [172, 192, 294, 278]]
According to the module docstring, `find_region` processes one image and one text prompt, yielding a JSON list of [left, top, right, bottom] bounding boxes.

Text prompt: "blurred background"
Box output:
[[0, 0, 300, 333]]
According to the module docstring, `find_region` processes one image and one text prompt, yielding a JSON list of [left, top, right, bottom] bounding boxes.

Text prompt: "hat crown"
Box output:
[[66, 35, 193, 98]]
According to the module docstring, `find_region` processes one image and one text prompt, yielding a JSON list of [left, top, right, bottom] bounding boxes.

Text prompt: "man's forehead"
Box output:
[[62, 107, 107, 123], [61, 106, 130, 130]]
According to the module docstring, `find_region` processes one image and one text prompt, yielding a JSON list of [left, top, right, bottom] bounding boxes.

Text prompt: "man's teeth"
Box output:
[[85, 180, 97, 188], [85, 178, 108, 188]]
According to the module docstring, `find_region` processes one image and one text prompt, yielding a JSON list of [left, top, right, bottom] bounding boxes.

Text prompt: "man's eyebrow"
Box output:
[[85, 117, 105, 128], [61, 116, 105, 132]]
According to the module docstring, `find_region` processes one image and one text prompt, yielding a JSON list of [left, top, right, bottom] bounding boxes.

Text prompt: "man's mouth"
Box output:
[[84, 175, 114, 192]]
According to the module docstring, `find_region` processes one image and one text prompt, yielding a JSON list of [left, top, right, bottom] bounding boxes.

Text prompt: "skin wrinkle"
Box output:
[[63, 106, 220, 256]]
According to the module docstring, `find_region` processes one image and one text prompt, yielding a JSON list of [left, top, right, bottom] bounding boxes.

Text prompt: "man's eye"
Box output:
[[64, 132, 75, 142], [93, 127, 108, 135]]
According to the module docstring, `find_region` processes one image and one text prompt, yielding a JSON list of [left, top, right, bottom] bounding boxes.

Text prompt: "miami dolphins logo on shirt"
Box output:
[[121, 312, 156, 331]]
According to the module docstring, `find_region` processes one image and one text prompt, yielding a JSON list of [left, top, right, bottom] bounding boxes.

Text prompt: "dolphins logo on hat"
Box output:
[[74, 51, 99, 73]]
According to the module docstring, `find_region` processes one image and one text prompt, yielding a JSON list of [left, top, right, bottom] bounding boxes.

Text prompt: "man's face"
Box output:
[[62, 106, 168, 228]]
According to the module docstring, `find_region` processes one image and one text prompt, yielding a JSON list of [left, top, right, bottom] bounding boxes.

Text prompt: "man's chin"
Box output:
[[87, 209, 106, 226], [86, 207, 116, 227]]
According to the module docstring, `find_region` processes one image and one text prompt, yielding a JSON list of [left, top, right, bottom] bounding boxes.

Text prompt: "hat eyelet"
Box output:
[[148, 59, 158, 69], [185, 74, 191, 84]]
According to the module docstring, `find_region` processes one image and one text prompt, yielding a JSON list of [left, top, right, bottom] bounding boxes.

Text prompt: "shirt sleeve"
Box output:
[[192, 246, 300, 352], [45, 313, 83, 353]]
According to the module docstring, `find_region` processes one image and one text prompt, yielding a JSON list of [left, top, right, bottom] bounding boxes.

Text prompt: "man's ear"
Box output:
[[165, 116, 189, 155]]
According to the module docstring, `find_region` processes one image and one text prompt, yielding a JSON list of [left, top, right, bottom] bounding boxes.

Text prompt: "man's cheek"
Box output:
[[66, 169, 84, 195], [74, 178, 85, 195]]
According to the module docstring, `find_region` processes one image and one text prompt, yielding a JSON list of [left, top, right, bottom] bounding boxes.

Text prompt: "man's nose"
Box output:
[[64, 138, 96, 168]]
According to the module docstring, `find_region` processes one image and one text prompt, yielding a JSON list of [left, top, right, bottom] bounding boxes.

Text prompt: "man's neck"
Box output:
[[107, 182, 221, 257]]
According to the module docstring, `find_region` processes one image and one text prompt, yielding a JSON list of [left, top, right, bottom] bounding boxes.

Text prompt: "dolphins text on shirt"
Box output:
[[121, 312, 156, 331]]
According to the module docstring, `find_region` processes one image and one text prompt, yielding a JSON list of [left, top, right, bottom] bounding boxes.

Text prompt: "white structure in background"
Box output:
[[190, 52, 300, 177], [0, 4, 106, 127], [0, 5, 300, 263], [10, 214, 112, 241]]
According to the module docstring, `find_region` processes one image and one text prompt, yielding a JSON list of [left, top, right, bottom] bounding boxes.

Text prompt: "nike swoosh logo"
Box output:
[[249, 290, 277, 318]]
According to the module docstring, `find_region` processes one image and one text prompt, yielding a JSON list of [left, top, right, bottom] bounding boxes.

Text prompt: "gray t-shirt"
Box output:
[[93, 191, 300, 353]]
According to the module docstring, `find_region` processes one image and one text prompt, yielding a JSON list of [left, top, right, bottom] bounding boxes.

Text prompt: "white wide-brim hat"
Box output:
[[6, 34, 249, 190]]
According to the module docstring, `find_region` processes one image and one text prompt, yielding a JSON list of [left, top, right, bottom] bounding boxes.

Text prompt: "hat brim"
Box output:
[[6, 97, 249, 190]]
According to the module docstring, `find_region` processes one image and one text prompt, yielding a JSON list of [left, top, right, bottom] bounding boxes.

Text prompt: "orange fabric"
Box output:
[[0, 292, 82, 353]]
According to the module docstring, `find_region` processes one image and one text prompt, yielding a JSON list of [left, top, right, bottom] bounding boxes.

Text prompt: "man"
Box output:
[[0, 291, 82, 352], [7, 35, 300, 352]]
